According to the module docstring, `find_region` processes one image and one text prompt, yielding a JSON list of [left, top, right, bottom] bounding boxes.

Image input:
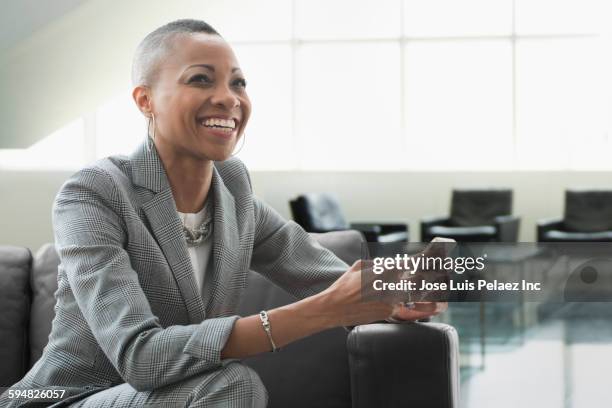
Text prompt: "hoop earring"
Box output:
[[146, 113, 156, 152], [231, 132, 247, 157]]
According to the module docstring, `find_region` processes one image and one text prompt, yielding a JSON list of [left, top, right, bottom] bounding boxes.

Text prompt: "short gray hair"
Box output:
[[131, 19, 220, 86]]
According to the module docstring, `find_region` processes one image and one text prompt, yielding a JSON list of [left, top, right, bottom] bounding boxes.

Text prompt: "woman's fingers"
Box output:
[[327, 262, 450, 326], [433, 301, 448, 314], [414, 301, 447, 314], [390, 301, 447, 321]]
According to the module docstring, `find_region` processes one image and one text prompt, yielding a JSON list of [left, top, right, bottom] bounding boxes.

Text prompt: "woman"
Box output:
[[2, 19, 445, 407]]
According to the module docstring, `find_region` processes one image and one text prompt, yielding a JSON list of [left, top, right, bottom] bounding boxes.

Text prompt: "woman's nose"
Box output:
[[212, 85, 240, 110]]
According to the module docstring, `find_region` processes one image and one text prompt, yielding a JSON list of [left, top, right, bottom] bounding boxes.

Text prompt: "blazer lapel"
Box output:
[[130, 142, 207, 323], [203, 165, 241, 317]]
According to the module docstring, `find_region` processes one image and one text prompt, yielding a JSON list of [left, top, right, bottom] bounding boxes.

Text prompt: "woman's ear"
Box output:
[[132, 85, 153, 117]]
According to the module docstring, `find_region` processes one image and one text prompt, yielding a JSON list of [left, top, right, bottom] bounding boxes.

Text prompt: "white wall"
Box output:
[[3, 169, 612, 251], [1, 171, 72, 250]]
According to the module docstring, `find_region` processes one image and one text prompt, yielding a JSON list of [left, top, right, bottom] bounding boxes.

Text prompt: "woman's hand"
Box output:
[[318, 260, 448, 328], [318, 260, 395, 327], [389, 301, 448, 322]]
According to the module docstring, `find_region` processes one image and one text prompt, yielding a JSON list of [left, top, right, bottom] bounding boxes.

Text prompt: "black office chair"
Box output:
[[538, 189, 612, 242], [289, 193, 409, 243], [421, 189, 519, 242]]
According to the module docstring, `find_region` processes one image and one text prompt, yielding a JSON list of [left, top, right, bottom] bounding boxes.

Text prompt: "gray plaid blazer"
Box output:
[[9, 141, 347, 405]]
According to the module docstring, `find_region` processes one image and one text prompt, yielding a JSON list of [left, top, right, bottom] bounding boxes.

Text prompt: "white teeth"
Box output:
[[201, 117, 236, 129]]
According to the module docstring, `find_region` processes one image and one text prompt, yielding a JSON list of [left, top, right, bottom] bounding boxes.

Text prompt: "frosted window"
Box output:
[[10, 0, 612, 172], [515, 38, 609, 170], [95, 92, 144, 159], [403, 40, 513, 170], [232, 45, 294, 170], [295, 43, 402, 170], [295, 0, 401, 40], [403, 0, 513, 37], [515, 0, 605, 35], [197, 0, 292, 42]]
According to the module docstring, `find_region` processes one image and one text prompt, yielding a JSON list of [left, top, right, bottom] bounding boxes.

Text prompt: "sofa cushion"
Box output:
[[0, 246, 32, 386], [30, 243, 61, 366]]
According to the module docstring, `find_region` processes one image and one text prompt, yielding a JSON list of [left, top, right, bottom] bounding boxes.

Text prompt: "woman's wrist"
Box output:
[[280, 291, 340, 332], [222, 291, 347, 359]]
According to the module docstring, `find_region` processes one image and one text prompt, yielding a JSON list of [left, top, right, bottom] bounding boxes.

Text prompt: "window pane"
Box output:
[[232, 45, 294, 170], [403, 0, 513, 37], [201, 0, 292, 42], [403, 40, 513, 170], [295, 0, 401, 40], [515, 0, 605, 35], [0, 118, 85, 170], [295, 43, 402, 170], [95, 92, 144, 159], [515, 38, 609, 170]]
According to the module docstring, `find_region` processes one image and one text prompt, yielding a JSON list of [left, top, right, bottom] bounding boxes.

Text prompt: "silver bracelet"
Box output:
[[259, 310, 279, 352]]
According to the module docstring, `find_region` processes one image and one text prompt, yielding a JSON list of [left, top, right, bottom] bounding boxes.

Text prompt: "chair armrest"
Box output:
[[349, 223, 383, 234], [347, 322, 459, 408], [494, 215, 521, 242], [349, 223, 382, 242], [537, 218, 564, 242], [377, 223, 408, 234], [421, 216, 451, 241], [350, 223, 409, 243]]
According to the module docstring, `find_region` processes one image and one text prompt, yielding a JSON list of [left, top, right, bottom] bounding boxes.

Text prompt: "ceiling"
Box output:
[[0, 0, 90, 55]]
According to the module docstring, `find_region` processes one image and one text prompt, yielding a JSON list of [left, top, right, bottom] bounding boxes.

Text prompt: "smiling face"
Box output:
[[134, 33, 251, 162]]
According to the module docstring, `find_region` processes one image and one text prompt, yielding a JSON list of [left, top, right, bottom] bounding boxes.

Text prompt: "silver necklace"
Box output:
[[180, 200, 214, 247]]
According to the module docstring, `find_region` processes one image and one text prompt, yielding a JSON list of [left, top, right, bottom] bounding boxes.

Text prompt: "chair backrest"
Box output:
[[290, 193, 350, 232], [449, 189, 512, 227], [564, 189, 612, 232]]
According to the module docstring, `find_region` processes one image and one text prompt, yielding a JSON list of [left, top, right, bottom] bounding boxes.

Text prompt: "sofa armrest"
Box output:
[[347, 322, 459, 408], [537, 218, 564, 242], [494, 215, 521, 242]]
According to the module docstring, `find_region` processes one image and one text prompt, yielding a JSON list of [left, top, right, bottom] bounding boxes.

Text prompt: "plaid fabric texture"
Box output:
[[1, 141, 347, 407]]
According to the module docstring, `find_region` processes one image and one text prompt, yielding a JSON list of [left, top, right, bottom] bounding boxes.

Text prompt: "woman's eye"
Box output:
[[189, 74, 212, 84], [232, 78, 247, 88]]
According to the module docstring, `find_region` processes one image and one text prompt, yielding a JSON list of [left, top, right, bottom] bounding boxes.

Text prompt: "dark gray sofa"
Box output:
[[0, 230, 458, 407]]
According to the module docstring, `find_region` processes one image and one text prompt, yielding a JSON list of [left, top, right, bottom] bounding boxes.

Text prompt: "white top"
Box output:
[[178, 206, 213, 298]]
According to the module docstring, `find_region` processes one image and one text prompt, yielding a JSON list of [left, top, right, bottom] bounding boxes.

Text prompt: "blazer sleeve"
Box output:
[[52, 167, 239, 392], [249, 196, 349, 299]]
